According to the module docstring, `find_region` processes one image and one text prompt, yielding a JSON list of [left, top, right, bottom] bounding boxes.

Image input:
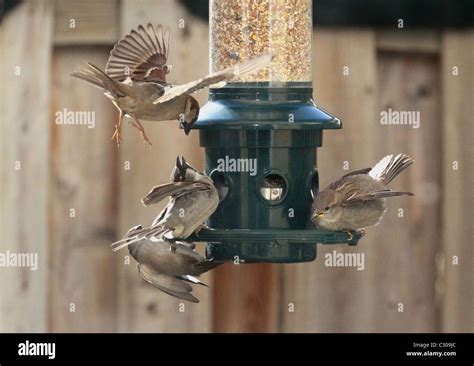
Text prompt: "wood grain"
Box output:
[[281, 29, 443, 332], [0, 0, 471, 334], [281, 29, 379, 332], [0, 0, 53, 332], [48, 48, 118, 332], [440, 30, 474, 332], [213, 263, 280, 333], [372, 51, 441, 332], [377, 30, 440, 53], [54, 0, 119, 45], [116, 0, 212, 333]]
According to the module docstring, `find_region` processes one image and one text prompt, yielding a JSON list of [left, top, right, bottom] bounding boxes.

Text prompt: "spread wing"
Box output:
[[105, 23, 170, 83], [142, 181, 211, 206], [153, 53, 274, 104], [138, 264, 200, 303]]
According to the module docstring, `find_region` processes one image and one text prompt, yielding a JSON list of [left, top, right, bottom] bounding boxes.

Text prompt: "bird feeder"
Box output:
[[190, 0, 362, 263]]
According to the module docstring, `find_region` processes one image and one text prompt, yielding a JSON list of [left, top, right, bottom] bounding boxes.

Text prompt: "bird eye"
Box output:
[[163, 64, 172, 74], [324, 206, 330, 211]]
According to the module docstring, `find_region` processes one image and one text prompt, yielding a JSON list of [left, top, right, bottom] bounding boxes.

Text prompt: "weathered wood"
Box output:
[[440, 30, 474, 333], [282, 29, 379, 332], [282, 29, 442, 332], [377, 30, 440, 53], [116, 0, 212, 332], [54, 0, 119, 45], [0, 0, 53, 332], [372, 51, 441, 332], [213, 263, 280, 333], [48, 48, 118, 332], [1, 0, 471, 335]]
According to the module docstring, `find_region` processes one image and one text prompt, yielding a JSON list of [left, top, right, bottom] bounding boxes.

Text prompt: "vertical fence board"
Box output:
[[213, 263, 280, 333], [116, 0, 212, 332], [282, 29, 443, 333], [0, 0, 53, 332], [49, 48, 118, 332], [373, 51, 441, 332], [441, 31, 474, 333], [0, 0, 471, 334], [54, 0, 119, 45], [281, 29, 379, 332]]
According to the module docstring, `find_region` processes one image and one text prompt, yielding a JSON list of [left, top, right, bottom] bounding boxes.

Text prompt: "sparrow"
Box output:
[[70, 23, 274, 146], [312, 153, 414, 233], [111, 156, 219, 251], [125, 225, 221, 303]]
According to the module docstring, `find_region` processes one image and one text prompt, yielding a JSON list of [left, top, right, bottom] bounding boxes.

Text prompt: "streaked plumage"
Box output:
[[71, 23, 274, 145], [111, 156, 219, 251], [126, 226, 220, 303], [312, 153, 414, 231]]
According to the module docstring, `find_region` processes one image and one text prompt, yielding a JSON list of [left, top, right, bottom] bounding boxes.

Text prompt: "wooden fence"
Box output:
[[1, 0, 472, 333]]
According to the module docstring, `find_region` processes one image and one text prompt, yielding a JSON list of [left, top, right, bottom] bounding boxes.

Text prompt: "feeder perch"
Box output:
[[189, 0, 362, 263]]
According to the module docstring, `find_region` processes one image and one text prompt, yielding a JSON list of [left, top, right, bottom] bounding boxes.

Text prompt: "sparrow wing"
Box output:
[[327, 168, 372, 190], [105, 23, 170, 83], [142, 181, 210, 206], [153, 53, 274, 104], [337, 180, 413, 205], [343, 189, 414, 205], [138, 264, 200, 303], [174, 244, 222, 275], [194, 260, 222, 273]]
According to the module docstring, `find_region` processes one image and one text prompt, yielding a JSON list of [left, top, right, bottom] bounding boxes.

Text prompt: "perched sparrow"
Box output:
[[111, 156, 219, 251], [125, 225, 220, 303], [71, 23, 273, 146], [312, 154, 414, 233]]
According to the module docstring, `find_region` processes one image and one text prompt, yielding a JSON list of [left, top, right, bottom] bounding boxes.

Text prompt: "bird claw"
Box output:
[[141, 133, 152, 147], [169, 242, 177, 253], [131, 118, 152, 147], [194, 224, 209, 236], [345, 230, 354, 241], [344, 229, 366, 242], [111, 126, 122, 146]]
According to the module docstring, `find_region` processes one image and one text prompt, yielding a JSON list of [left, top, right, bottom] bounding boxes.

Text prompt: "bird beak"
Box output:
[[312, 211, 324, 220], [180, 121, 192, 135]]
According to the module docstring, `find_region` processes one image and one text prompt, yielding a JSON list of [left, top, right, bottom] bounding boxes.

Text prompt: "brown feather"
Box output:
[[105, 23, 170, 83]]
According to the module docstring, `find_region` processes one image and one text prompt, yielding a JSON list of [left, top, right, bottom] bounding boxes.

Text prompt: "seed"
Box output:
[[210, 0, 312, 82]]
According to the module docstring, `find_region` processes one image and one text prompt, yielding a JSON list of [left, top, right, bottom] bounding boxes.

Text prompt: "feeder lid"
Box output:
[[194, 82, 341, 131]]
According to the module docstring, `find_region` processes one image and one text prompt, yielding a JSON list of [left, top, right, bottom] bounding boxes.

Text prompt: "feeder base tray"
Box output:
[[189, 228, 362, 263]]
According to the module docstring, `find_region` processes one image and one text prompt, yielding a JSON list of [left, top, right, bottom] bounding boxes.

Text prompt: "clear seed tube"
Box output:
[[210, 0, 312, 83]]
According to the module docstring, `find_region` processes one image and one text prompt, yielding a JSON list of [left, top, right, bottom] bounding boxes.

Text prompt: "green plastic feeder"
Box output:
[[187, 0, 362, 263]]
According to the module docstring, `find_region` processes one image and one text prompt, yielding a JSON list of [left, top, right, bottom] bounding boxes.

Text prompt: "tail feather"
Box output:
[[369, 153, 414, 185], [71, 63, 125, 98], [70, 70, 106, 90], [111, 225, 169, 251], [178, 275, 208, 287]]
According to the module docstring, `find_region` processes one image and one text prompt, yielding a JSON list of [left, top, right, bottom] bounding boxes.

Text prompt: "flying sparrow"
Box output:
[[124, 225, 220, 303], [312, 154, 414, 234], [71, 23, 273, 146], [111, 156, 219, 251]]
